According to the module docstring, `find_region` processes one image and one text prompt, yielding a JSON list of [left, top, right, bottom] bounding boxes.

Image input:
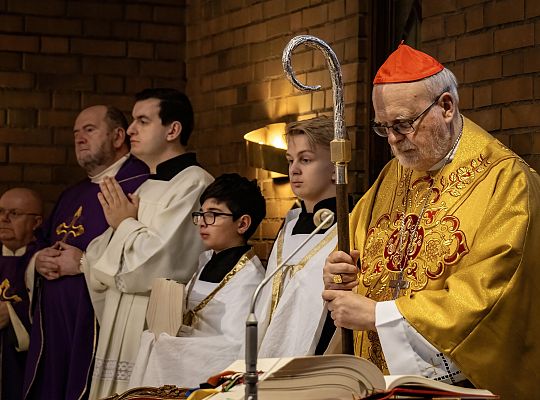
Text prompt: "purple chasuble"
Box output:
[[0, 242, 37, 400], [23, 156, 148, 400]]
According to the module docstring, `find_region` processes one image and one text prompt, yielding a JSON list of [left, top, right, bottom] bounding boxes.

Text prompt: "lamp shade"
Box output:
[[244, 123, 288, 176]]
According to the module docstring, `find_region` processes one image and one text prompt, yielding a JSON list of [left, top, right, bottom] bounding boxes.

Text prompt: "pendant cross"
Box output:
[[389, 279, 410, 289]]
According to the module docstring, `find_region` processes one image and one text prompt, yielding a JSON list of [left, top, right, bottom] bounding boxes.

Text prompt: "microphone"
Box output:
[[244, 209, 335, 400], [313, 208, 334, 229]]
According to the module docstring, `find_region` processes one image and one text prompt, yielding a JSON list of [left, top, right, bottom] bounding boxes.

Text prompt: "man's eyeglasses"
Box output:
[[0, 208, 41, 220], [192, 211, 234, 226], [371, 90, 447, 138]]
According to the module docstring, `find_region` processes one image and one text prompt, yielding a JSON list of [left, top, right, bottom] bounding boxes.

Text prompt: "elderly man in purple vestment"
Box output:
[[23, 105, 148, 400], [0, 188, 43, 400]]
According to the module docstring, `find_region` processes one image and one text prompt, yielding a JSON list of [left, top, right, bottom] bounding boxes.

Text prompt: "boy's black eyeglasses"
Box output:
[[371, 90, 447, 137], [192, 211, 234, 226]]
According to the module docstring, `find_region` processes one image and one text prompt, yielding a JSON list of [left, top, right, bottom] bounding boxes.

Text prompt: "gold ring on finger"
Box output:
[[332, 274, 343, 284]]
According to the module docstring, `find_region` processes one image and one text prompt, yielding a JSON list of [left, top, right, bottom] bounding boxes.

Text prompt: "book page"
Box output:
[[146, 278, 185, 337], [223, 357, 292, 379], [384, 375, 496, 397], [267, 355, 385, 390]]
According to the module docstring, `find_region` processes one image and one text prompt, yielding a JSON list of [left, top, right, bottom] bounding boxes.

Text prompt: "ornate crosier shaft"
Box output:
[[282, 35, 354, 355]]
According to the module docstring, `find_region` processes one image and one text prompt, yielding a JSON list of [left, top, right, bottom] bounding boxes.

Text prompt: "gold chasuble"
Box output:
[[350, 117, 540, 398]]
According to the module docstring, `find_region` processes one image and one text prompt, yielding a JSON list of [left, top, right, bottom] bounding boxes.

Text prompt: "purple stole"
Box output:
[[0, 243, 37, 400], [23, 156, 148, 400]]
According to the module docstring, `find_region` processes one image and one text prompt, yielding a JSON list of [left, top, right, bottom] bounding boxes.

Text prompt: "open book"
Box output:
[[208, 355, 498, 399], [145, 278, 185, 338]]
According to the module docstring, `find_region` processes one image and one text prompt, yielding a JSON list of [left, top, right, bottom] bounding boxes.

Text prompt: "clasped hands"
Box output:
[[36, 177, 139, 281], [97, 176, 139, 230], [322, 250, 377, 331], [35, 242, 83, 280]]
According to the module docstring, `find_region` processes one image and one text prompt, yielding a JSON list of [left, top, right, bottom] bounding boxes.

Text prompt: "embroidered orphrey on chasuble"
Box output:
[[0, 278, 23, 303], [355, 152, 496, 372]]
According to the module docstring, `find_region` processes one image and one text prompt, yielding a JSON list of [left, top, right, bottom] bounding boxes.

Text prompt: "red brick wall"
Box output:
[[421, 0, 540, 171], [4, 0, 534, 261], [0, 0, 188, 210], [185, 0, 370, 259]]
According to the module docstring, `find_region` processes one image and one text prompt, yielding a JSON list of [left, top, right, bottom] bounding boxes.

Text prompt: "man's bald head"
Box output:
[[73, 105, 129, 176], [0, 188, 43, 252], [0, 188, 42, 215]]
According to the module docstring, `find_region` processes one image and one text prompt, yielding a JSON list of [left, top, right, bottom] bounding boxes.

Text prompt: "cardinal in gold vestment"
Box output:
[[323, 43, 540, 399], [351, 117, 540, 397]]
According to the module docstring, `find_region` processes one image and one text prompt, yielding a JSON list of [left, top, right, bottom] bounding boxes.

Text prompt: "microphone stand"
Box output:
[[244, 211, 334, 400]]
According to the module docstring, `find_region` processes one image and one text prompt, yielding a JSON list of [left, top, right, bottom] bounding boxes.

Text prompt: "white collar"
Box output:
[[2, 244, 26, 256], [89, 153, 130, 183]]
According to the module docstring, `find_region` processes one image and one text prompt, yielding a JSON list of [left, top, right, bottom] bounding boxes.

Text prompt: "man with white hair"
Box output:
[[323, 43, 540, 398]]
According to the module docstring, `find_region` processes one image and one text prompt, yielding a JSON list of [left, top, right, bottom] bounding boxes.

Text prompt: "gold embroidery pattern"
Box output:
[[362, 214, 469, 296], [358, 149, 498, 371], [361, 159, 484, 298], [354, 329, 388, 373], [396, 170, 409, 198], [438, 155, 491, 198], [366, 330, 387, 372], [100, 385, 189, 400], [0, 278, 22, 303], [56, 206, 85, 241], [269, 225, 337, 321], [183, 249, 255, 327]]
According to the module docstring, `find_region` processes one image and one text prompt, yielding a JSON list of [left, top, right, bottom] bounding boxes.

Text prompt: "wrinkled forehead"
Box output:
[[372, 81, 429, 121], [74, 106, 107, 127]]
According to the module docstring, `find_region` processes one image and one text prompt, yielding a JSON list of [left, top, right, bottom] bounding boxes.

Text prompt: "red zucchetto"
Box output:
[[373, 42, 444, 84]]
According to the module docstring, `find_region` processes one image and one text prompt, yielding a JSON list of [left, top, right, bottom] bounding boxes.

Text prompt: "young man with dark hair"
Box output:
[[78, 89, 213, 398], [134, 88, 194, 147], [130, 173, 266, 389]]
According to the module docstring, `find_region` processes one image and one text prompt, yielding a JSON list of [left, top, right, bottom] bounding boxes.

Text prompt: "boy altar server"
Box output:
[[129, 173, 266, 388], [257, 116, 340, 357]]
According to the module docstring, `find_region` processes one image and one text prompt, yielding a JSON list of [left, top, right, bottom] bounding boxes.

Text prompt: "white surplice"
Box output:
[[256, 208, 337, 357], [375, 301, 465, 383], [129, 249, 264, 388], [83, 165, 213, 399]]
